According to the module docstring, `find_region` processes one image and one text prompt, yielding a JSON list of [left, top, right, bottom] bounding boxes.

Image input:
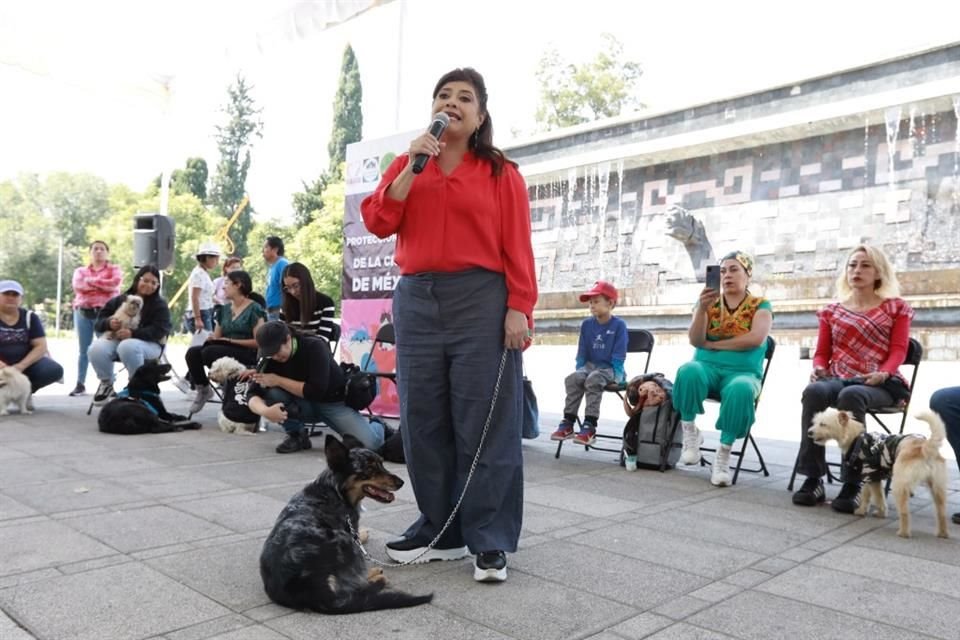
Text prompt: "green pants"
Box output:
[[672, 360, 760, 446]]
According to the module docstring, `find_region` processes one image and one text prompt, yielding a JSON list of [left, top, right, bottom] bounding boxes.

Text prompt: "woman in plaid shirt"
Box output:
[[793, 245, 914, 513]]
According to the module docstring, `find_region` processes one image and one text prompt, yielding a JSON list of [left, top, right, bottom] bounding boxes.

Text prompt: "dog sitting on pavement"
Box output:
[[808, 407, 949, 538], [0, 365, 32, 416], [260, 435, 433, 614], [98, 360, 202, 434]]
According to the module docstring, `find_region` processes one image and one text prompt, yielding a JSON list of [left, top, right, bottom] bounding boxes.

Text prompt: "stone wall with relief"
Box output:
[[527, 107, 960, 305]]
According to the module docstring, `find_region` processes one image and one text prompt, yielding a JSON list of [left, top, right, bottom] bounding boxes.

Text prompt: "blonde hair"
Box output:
[[835, 244, 900, 299]]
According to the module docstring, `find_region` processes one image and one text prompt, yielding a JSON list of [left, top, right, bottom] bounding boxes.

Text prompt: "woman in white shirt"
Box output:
[[187, 242, 220, 333]]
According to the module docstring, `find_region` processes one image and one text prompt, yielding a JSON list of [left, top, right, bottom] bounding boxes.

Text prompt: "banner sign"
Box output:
[[341, 130, 417, 417]]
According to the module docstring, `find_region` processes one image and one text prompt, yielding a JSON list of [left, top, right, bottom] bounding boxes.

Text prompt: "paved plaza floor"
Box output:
[[1, 338, 959, 639]]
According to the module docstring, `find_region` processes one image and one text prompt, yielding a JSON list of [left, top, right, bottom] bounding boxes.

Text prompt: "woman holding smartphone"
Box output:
[[672, 251, 773, 486]]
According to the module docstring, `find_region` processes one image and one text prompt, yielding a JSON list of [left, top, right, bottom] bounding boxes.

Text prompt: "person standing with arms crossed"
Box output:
[[69, 241, 122, 396], [362, 67, 537, 583]]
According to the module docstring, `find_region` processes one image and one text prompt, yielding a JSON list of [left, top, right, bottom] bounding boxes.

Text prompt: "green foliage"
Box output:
[[327, 44, 363, 181], [210, 74, 263, 256], [154, 157, 209, 200], [291, 172, 330, 228], [535, 34, 643, 131], [0, 174, 108, 319], [290, 178, 345, 307], [43, 172, 111, 246]]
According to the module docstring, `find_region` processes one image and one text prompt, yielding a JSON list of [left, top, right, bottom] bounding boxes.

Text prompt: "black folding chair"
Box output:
[[555, 328, 654, 459], [696, 336, 775, 485], [787, 337, 923, 492]]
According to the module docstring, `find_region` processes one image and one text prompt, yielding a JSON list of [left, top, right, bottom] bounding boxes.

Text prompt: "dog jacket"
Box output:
[[844, 432, 909, 482], [221, 378, 259, 424]]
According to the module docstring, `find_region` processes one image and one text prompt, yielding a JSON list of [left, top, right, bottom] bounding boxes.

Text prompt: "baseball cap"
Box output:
[[579, 280, 618, 304], [256, 320, 291, 357], [0, 280, 24, 295]]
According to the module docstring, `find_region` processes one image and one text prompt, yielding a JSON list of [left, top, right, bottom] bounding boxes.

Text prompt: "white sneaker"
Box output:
[[711, 444, 733, 487], [171, 376, 193, 395], [188, 385, 214, 415], [680, 422, 702, 465], [625, 455, 638, 472]]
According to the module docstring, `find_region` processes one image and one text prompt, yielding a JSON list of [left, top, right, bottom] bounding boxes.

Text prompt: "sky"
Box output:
[[2, 0, 959, 220]]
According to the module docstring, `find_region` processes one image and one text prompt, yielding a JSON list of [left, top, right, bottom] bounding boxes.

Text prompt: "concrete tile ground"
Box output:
[[1, 339, 958, 639]]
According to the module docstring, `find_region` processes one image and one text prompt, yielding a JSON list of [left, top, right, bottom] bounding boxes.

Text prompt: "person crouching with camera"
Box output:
[[246, 321, 385, 454]]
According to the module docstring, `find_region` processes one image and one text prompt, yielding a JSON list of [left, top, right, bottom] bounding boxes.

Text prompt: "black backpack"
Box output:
[[621, 373, 682, 471], [339, 362, 378, 412]]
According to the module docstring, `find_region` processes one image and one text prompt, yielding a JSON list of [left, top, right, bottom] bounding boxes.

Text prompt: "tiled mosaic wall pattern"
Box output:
[[528, 108, 960, 300]]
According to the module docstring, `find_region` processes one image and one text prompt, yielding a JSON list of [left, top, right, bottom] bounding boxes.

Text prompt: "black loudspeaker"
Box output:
[[133, 213, 175, 269]]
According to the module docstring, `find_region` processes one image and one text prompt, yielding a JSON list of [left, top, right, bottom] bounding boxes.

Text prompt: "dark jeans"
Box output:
[[930, 386, 960, 474], [23, 357, 64, 393], [184, 343, 257, 387], [393, 268, 523, 554], [797, 378, 895, 479]]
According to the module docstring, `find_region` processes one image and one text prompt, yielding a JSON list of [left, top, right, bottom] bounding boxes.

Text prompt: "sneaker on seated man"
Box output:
[[246, 321, 385, 455]]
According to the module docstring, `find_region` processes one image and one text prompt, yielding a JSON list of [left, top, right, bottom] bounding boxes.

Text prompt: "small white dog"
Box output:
[[208, 356, 258, 434], [0, 366, 32, 416], [808, 407, 949, 538], [104, 295, 143, 340]]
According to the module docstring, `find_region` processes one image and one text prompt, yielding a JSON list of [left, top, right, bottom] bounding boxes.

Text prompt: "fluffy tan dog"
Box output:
[[808, 408, 949, 539], [104, 295, 143, 340], [0, 365, 32, 416]]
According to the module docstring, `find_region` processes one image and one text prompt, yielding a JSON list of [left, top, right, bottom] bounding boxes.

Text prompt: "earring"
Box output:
[[472, 128, 480, 146]]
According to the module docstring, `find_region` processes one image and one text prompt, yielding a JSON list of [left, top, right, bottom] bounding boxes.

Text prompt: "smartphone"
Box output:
[[705, 265, 721, 290]]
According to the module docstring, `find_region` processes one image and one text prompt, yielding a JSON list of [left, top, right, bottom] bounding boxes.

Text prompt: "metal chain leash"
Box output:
[[346, 347, 509, 567]]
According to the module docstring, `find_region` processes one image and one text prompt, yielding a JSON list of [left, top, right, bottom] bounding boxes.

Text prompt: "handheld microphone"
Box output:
[[411, 112, 450, 174]]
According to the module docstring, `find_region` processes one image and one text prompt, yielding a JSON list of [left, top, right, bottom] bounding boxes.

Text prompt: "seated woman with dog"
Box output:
[[186, 270, 267, 415], [673, 251, 773, 487], [0, 279, 65, 409], [792, 244, 914, 513], [279, 262, 337, 346], [89, 265, 172, 406]]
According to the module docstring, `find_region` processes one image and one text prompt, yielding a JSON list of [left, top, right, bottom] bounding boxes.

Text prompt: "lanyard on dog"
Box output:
[[346, 347, 510, 568]]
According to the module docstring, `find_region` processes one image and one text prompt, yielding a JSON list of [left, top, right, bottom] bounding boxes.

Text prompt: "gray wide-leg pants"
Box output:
[[393, 268, 524, 554]]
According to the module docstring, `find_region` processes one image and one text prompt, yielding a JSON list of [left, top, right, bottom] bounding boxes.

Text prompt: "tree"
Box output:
[[43, 172, 111, 246], [291, 43, 363, 228], [534, 34, 643, 131], [210, 74, 263, 256], [290, 177, 345, 308], [291, 174, 329, 228], [327, 44, 363, 181], [153, 157, 209, 201]]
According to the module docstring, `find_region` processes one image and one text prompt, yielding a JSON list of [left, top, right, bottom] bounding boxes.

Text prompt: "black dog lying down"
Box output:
[[260, 435, 433, 614], [98, 360, 202, 435]]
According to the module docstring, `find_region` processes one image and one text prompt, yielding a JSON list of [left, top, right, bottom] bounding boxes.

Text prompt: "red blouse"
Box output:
[[813, 298, 914, 385], [360, 152, 538, 317]]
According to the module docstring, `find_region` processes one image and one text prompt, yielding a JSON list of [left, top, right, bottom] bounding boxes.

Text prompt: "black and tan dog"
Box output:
[[98, 360, 201, 434], [260, 435, 432, 614]]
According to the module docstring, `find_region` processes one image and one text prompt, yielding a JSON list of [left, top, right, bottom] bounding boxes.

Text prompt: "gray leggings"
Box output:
[[797, 379, 894, 479]]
